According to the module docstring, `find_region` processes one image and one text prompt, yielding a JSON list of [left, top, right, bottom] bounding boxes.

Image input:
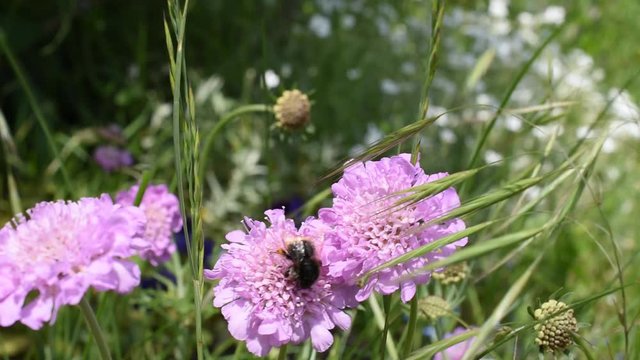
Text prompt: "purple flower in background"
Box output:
[[320, 154, 467, 303], [205, 209, 355, 356], [93, 145, 133, 172], [0, 195, 146, 330], [434, 327, 475, 360], [116, 184, 182, 266]]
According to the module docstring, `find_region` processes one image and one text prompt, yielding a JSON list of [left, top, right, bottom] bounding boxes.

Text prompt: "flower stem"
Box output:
[[379, 295, 392, 359], [400, 295, 419, 357], [193, 279, 204, 360], [79, 297, 113, 360], [277, 344, 288, 360], [198, 104, 272, 181]]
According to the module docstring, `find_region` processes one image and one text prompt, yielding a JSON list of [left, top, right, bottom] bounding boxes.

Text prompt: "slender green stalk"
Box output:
[[0, 30, 73, 196], [169, 0, 191, 274], [400, 296, 419, 357], [380, 295, 392, 360], [79, 298, 113, 360], [133, 170, 154, 206], [277, 344, 288, 360], [417, 0, 445, 122], [166, 1, 204, 360], [198, 104, 272, 181], [574, 334, 596, 360], [193, 279, 204, 360]]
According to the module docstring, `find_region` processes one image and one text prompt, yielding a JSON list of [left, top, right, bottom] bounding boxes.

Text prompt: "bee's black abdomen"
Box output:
[[296, 258, 320, 289], [282, 238, 321, 289]]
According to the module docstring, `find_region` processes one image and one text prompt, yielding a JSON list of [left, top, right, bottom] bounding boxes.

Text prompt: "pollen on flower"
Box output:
[[204, 209, 355, 357], [0, 195, 146, 330]]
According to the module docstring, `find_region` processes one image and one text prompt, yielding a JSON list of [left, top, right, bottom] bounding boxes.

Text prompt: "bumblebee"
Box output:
[[279, 237, 320, 289]]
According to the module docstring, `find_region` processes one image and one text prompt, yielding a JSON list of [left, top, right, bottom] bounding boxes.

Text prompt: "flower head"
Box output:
[[0, 195, 146, 329], [434, 327, 475, 360], [418, 295, 451, 320], [534, 299, 577, 353], [116, 184, 182, 266], [93, 145, 133, 172], [274, 89, 311, 130], [320, 154, 467, 302], [205, 209, 355, 356]]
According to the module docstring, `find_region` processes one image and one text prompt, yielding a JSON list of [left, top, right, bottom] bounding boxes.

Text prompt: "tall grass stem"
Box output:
[[79, 298, 113, 360]]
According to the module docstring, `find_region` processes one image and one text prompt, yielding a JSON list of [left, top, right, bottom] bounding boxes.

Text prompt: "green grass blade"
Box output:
[[465, 25, 565, 171], [0, 29, 74, 196]]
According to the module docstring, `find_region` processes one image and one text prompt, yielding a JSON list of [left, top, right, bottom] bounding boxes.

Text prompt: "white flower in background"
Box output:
[[541, 6, 566, 25], [264, 69, 280, 89], [346, 68, 362, 80], [309, 14, 332, 38], [380, 79, 401, 95], [504, 115, 523, 132], [401, 61, 416, 75], [489, 0, 509, 18], [609, 89, 640, 123], [440, 128, 457, 144], [484, 149, 503, 164], [341, 14, 356, 29], [428, 105, 451, 127]]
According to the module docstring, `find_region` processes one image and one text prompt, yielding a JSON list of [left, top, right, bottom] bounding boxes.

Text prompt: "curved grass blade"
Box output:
[[406, 328, 480, 360]]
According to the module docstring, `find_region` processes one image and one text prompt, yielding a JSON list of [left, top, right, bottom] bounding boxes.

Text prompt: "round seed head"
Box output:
[[418, 295, 451, 320], [533, 300, 577, 353], [274, 89, 311, 130], [432, 262, 469, 285]]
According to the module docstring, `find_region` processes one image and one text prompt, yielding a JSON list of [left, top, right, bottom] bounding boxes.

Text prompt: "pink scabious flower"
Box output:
[[319, 153, 467, 303], [434, 327, 475, 360], [116, 184, 182, 266], [0, 195, 146, 330], [204, 209, 355, 357]]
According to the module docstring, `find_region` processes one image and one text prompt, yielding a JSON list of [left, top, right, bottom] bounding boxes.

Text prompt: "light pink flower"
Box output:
[[116, 184, 182, 266], [205, 209, 356, 356], [320, 154, 467, 303], [434, 327, 476, 360], [0, 195, 146, 329]]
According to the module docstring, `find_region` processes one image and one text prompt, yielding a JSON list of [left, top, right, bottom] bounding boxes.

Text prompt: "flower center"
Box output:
[[242, 247, 327, 323]]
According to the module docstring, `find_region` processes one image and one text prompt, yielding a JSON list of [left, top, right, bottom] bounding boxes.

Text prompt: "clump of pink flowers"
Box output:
[[320, 154, 467, 302], [0, 195, 146, 329], [204, 209, 355, 356], [208, 153, 468, 356], [116, 184, 182, 266]]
